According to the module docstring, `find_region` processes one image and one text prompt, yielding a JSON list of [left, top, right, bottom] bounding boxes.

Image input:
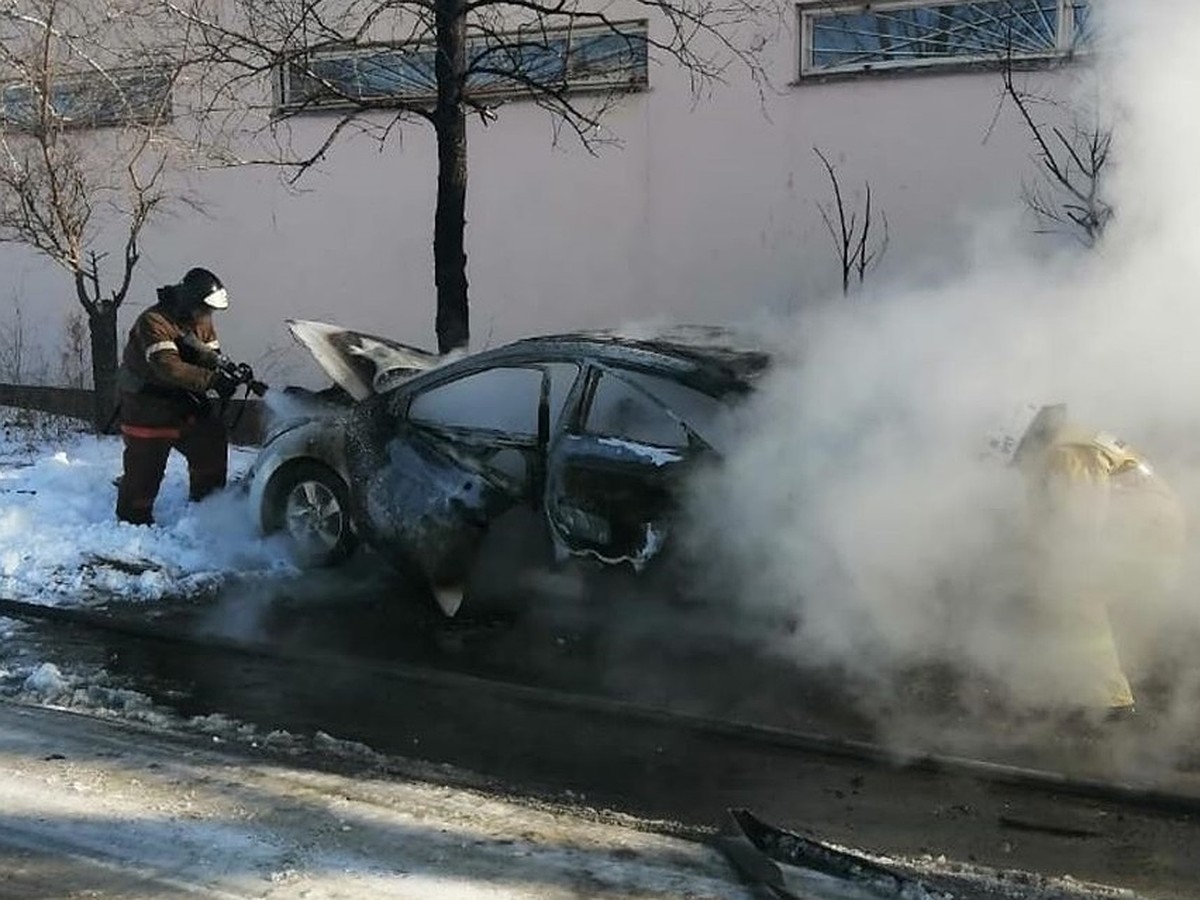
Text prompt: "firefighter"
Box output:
[[988, 404, 1186, 721], [114, 267, 242, 525]]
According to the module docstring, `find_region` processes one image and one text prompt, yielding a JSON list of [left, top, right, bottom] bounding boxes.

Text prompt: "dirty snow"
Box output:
[[0, 408, 295, 606], [0, 408, 320, 737]]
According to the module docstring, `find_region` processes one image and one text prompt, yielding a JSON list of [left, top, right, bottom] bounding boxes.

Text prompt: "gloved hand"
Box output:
[[233, 362, 255, 385], [210, 367, 240, 399]]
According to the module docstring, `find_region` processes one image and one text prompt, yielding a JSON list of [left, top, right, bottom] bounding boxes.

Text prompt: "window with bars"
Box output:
[[798, 1, 1091, 78], [279, 20, 649, 112], [1, 68, 172, 129]]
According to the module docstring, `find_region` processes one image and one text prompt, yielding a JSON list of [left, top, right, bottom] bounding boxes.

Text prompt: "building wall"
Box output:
[[0, 10, 1083, 388]]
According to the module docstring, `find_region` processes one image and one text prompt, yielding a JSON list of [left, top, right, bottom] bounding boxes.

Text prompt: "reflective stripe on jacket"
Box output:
[[118, 306, 220, 429]]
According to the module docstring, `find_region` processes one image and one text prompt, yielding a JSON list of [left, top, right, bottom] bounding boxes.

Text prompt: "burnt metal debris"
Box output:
[[719, 809, 945, 899]]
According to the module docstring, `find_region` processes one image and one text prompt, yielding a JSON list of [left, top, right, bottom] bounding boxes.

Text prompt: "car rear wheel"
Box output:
[[264, 461, 356, 567]]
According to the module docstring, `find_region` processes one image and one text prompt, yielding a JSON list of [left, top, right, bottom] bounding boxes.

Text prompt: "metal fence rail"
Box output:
[[0, 383, 267, 445]]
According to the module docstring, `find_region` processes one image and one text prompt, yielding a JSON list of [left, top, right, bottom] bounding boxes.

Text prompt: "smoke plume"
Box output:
[[684, 0, 1200, 770]]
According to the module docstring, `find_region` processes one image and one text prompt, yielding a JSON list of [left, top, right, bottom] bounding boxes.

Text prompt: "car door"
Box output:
[[353, 362, 579, 591], [544, 365, 726, 569]]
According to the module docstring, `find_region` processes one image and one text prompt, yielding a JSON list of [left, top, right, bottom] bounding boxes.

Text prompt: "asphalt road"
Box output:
[[11, 556, 1200, 899]]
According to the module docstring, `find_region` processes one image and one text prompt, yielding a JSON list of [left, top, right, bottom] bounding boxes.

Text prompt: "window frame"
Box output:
[[406, 364, 548, 442], [0, 66, 173, 131], [277, 19, 650, 114], [578, 364, 719, 451], [402, 358, 582, 445], [795, 0, 1090, 81]]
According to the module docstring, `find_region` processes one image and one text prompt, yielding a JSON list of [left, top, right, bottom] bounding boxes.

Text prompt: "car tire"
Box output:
[[263, 461, 357, 568]]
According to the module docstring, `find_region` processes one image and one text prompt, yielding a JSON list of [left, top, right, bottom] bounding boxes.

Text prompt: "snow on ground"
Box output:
[[0, 407, 316, 736], [0, 407, 311, 742], [0, 407, 296, 605]]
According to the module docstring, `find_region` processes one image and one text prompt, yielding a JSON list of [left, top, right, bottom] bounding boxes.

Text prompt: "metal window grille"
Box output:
[[799, 0, 1091, 77], [279, 20, 649, 112]]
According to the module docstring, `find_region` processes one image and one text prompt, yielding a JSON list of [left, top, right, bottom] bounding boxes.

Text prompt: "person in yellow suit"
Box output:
[[988, 404, 1186, 721]]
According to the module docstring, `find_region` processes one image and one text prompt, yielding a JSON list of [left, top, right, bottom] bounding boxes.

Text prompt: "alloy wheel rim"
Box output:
[[283, 480, 344, 553]]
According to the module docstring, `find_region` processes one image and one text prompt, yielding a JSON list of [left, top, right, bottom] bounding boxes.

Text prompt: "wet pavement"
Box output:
[[8, 549, 1200, 781], [67, 551, 870, 734], [7, 554, 1200, 897]]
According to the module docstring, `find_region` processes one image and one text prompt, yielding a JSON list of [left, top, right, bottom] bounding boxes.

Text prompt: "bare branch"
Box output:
[[169, 0, 778, 350], [1001, 47, 1113, 246], [814, 147, 851, 296], [0, 0, 217, 420], [814, 147, 887, 298]]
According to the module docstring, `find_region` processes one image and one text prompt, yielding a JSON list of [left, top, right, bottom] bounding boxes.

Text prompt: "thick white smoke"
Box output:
[[684, 0, 1200, 766]]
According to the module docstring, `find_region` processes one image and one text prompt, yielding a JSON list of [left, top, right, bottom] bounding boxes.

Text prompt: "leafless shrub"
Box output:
[[1000, 57, 1113, 247], [0, 296, 49, 384], [58, 308, 90, 389], [0, 405, 88, 443], [814, 147, 889, 298]]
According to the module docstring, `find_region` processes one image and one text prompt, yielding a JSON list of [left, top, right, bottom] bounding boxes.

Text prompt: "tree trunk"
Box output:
[[88, 302, 120, 433], [433, 0, 470, 354]]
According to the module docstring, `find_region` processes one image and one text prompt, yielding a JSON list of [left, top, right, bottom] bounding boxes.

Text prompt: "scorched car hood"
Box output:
[[287, 319, 441, 400]]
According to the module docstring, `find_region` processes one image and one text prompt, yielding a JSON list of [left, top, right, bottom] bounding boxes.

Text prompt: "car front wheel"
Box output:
[[264, 461, 357, 567]]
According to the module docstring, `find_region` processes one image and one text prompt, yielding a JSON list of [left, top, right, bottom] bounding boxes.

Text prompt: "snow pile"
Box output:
[[0, 408, 296, 605], [21, 660, 68, 699], [0, 653, 308, 749]]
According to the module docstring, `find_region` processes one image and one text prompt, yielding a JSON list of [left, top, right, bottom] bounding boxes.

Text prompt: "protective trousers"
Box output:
[[115, 419, 229, 525], [1023, 470, 1135, 712], [1102, 485, 1187, 684], [1026, 556, 1135, 711]]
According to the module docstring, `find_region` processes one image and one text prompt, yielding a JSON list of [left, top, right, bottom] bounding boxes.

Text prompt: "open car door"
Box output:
[[543, 365, 725, 569], [349, 362, 580, 614]]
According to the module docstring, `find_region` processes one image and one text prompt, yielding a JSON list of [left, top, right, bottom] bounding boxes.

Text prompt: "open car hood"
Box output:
[[287, 319, 441, 401]]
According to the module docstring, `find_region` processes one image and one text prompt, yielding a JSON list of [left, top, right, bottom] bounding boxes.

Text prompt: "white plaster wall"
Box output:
[[0, 11, 1083, 387]]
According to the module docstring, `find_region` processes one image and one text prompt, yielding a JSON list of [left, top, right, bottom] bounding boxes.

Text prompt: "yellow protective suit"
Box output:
[[1017, 424, 1185, 713]]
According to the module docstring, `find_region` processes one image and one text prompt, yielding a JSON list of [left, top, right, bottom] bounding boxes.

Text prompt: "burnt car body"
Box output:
[[245, 320, 770, 618]]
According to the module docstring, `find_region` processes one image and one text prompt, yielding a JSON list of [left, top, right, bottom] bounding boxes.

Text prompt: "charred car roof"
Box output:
[[513, 328, 771, 382], [288, 319, 774, 402], [386, 328, 773, 399]]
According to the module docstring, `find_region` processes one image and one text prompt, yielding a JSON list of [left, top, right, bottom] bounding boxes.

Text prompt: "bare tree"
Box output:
[[813, 147, 888, 298], [1000, 57, 1113, 247], [162, 0, 779, 353], [0, 0, 212, 427]]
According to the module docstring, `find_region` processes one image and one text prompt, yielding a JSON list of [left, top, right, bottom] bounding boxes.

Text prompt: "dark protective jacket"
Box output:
[[117, 305, 221, 433]]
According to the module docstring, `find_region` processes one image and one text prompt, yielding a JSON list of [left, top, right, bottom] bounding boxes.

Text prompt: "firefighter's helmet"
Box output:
[[179, 267, 229, 310], [986, 403, 1067, 465]]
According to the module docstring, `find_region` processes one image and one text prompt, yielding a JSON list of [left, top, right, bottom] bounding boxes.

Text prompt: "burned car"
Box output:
[[245, 320, 770, 618]]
